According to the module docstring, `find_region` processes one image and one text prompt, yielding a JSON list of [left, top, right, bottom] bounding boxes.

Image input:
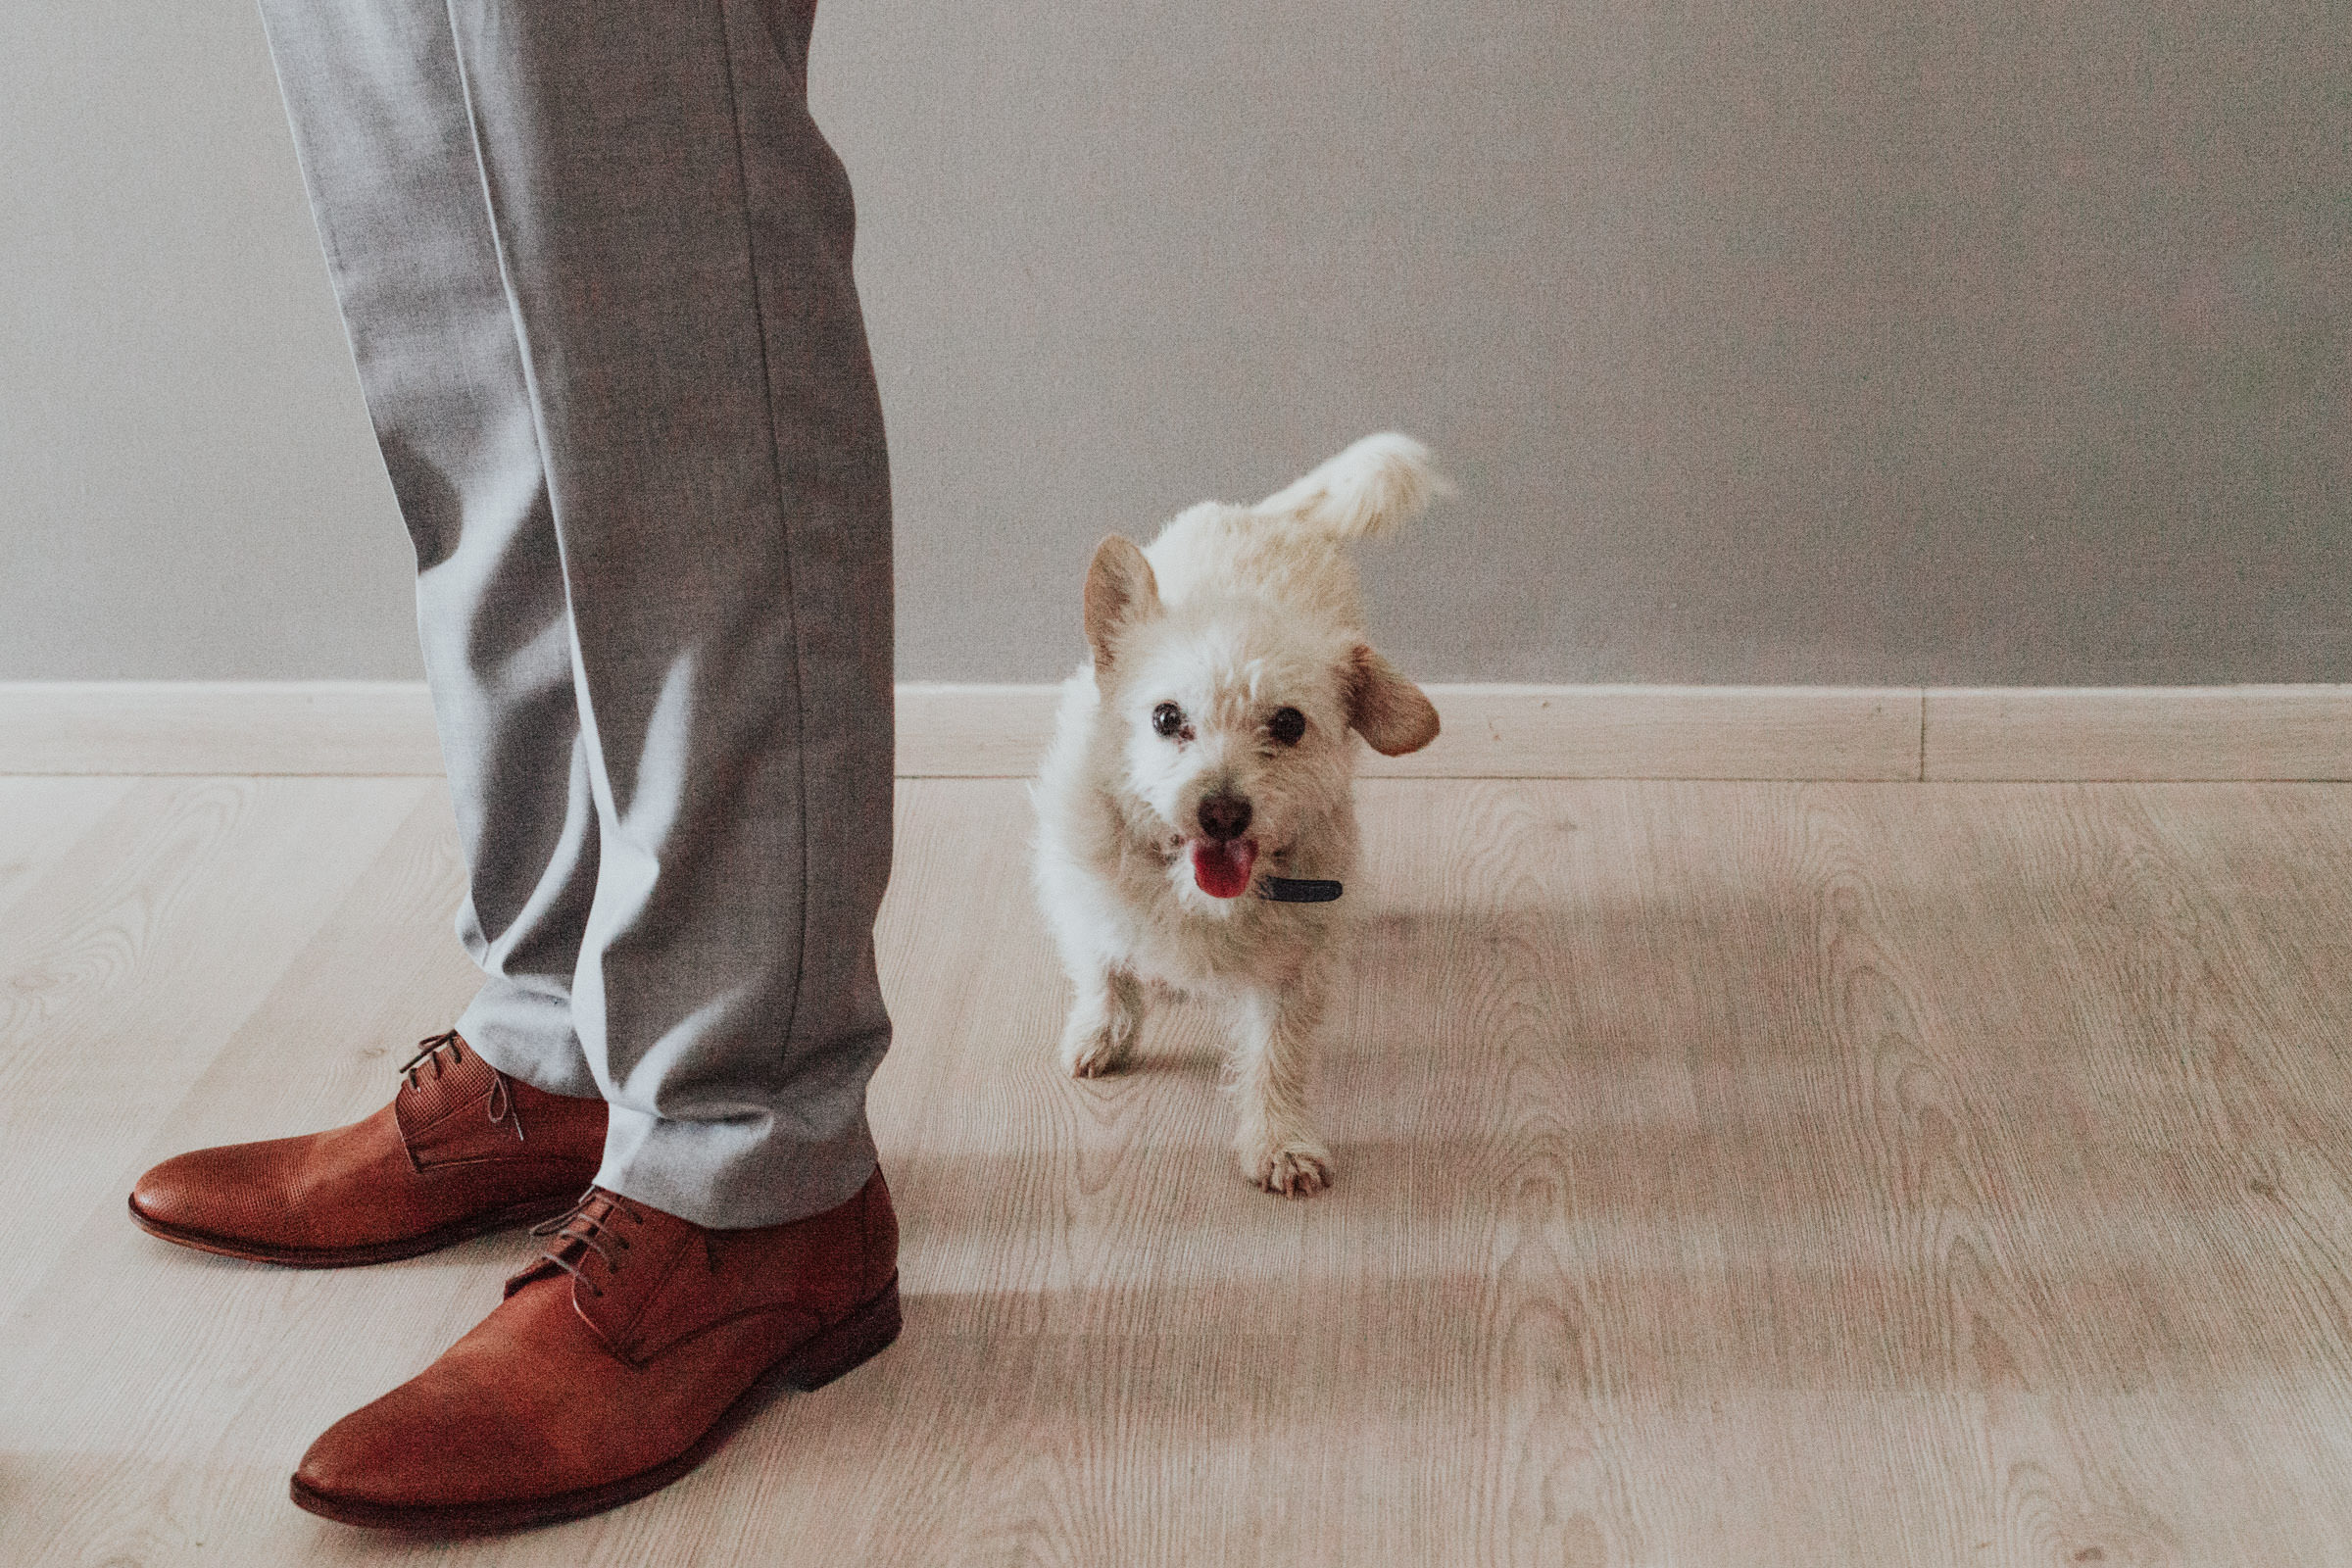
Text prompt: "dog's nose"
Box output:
[[1197, 794, 1253, 843]]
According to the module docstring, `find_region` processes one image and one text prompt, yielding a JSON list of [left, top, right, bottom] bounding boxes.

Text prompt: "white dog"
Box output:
[[1032, 432, 1446, 1196]]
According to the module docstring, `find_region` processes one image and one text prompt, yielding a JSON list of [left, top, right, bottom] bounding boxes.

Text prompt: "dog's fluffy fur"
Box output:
[[1032, 432, 1446, 1196]]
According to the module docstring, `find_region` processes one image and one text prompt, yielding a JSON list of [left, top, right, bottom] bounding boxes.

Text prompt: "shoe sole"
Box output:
[[286, 1275, 904, 1535], [126, 1192, 583, 1269]]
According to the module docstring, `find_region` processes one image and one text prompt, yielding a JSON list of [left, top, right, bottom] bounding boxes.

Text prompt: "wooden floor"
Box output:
[[5, 774, 2352, 1565]]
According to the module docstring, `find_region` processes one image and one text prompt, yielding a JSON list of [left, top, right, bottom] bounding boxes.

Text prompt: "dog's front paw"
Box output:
[[1240, 1131, 1335, 1197], [1059, 1015, 1133, 1079]]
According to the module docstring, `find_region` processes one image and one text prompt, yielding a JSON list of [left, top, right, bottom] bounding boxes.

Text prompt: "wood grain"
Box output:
[[0, 776, 137, 913], [0, 777, 434, 1323], [6, 775, 2352, 1565]]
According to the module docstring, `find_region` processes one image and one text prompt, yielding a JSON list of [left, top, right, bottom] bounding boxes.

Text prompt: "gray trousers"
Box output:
[[256, 0, 896, 1230]]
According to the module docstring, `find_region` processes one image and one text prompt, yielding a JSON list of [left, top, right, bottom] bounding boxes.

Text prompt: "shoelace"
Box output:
[[396, 1030, 525, 1143], [529, 1191, 646, 1298]]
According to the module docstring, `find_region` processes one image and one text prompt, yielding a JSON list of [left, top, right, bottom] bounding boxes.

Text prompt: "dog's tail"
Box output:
[[1252, 431, 1450, 541]]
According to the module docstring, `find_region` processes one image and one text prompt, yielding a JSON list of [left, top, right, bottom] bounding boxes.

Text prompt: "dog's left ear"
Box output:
[[1345, 645, 1441, 756], [1084, 534, 1160, 672]]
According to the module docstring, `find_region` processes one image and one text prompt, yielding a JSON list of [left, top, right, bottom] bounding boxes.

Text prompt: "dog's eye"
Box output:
[[1152, 702, 1185, 738], [1267, 707, 1306, 746]]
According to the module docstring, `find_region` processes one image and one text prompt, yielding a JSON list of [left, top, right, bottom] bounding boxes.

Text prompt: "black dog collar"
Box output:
[[1258, 876, 1343, 904]]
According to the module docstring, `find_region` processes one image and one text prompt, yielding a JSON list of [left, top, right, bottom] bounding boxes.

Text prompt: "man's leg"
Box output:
[[251, 0, 902, 1529], [265, 0, 604, 1092], [436, 0, 897, 1229], [139, 0, 893, 1238], [125, 0, 618, 1266]]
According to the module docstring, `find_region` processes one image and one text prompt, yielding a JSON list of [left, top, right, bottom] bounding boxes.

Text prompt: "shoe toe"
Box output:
[[293, 1390, 434, 1508], [128, 1146, 231, 1233], [130, 1137, 313, 1250], [295, 1355, 581, 1513]]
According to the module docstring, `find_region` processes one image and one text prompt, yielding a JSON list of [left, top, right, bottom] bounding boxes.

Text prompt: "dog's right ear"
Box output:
[[1084, 535, 1160, 671]]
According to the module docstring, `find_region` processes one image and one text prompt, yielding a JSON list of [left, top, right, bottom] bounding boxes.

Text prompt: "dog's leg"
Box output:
[[1225, 982, 1335, 1196], [1060, 963, 1147, 1079]]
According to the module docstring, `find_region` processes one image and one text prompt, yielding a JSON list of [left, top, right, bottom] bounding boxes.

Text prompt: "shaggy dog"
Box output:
[[1032, 433, 1446, 1196]]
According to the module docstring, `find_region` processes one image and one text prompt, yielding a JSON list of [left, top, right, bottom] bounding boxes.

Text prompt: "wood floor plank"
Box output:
[[6, 775, 2352, 1564], [1834, 781, 2352, 1562], [0, 777, 434, 1324], [0, 776, 138, 915], [0, 787, 498, 1568]]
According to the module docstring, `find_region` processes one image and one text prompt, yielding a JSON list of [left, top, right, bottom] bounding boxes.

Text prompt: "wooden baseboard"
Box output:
[[1, 681, 2347, 781], [0, 682, 444, 776], [1924, 686, 2352, 781]]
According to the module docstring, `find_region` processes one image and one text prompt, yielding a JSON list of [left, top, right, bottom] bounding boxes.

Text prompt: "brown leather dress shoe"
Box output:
[[288, 1172, 901, 1533], [128, 1031, 607, 1267]]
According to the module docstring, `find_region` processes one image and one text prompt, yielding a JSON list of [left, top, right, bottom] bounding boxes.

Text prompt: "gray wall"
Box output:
[[6, 0, 2348, 685]]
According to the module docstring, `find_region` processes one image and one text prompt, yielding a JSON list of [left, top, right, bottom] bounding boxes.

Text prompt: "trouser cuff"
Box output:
[[595, 1102, 880, 1231]]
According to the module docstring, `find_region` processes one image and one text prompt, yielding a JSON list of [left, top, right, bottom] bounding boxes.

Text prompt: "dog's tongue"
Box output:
[[1191, 838, 1258, 899]]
